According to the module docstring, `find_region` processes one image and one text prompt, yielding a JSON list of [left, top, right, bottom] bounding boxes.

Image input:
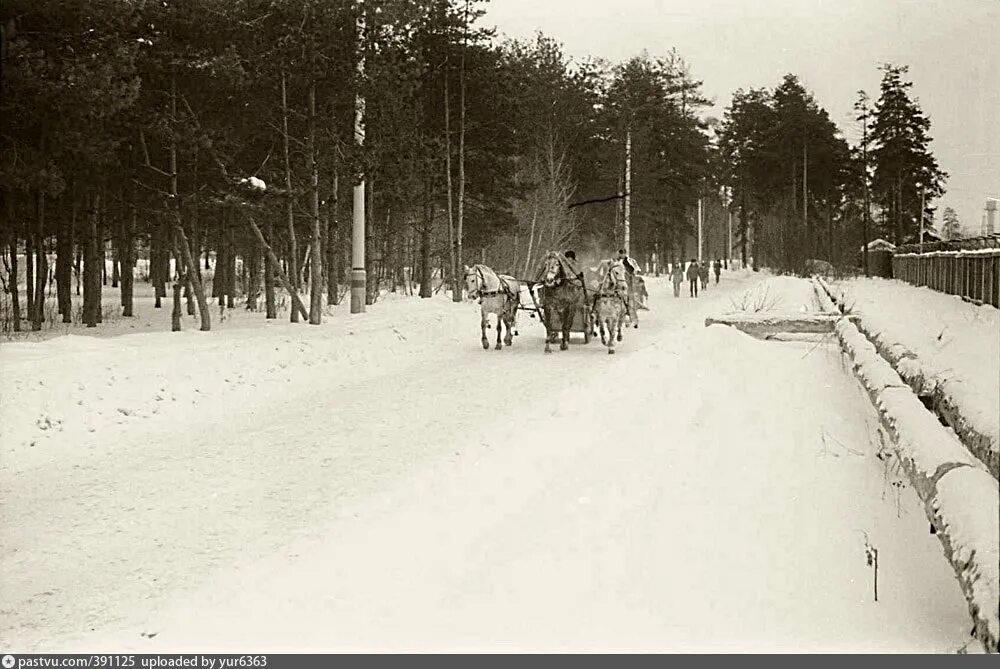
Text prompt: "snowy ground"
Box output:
[[829, 277, 999, 472], [0, 271, 977, 653]]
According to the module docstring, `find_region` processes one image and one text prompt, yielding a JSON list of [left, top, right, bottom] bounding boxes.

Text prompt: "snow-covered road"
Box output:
[[1, 272, 974, 652]]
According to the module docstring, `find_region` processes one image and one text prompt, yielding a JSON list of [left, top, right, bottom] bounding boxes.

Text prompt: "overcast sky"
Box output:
[[485, 0, 1000, 235]]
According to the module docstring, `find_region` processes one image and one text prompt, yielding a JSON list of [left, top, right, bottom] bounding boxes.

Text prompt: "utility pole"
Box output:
[[350, 0, 366, 314], [919, 186, 926, 255], [697, 197, 703, 263], [624, 127, 632, 255], [856, 91, 871, 276], [803, 139, 808, 241]]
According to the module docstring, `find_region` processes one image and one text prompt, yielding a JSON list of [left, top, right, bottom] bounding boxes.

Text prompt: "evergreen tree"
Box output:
[[940, 206, 961, 240], [869, 64, 947, 244]]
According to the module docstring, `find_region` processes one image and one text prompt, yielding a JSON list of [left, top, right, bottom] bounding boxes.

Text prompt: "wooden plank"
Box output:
[[704, 313, 852, 338]]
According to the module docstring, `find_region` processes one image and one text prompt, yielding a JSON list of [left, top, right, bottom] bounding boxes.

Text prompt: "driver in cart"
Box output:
[[616, 248, 644, 313]]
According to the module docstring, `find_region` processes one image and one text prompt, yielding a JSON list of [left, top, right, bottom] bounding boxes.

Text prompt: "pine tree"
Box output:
[[870, 64, 947, 244], [941, 207, 961, 240]]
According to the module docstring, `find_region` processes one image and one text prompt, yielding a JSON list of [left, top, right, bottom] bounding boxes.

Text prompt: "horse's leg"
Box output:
[[543, 305, 553, 353], [632, 296, 639, 328], [495, 309, 503, 350], [503, 303, 514, 346], [560, 307, 571, 351], [616, 311, 623, 342], [607, 316, 616, 354], [480, 309, 490, 350]]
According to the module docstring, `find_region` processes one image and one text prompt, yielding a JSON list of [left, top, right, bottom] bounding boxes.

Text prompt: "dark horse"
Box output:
[[538, 251, 587, 353]]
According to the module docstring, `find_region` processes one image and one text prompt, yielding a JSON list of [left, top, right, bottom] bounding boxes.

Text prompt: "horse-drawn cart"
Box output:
[[522, 281, 595, 345]]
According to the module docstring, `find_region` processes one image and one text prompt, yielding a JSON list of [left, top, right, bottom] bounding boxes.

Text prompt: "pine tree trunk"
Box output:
[[826, 182, 833, 262], [74, 244, 82, 296], [444, 65, 457, 302], [96, 191, 106, 323], [245, 248, 260, 311], [102, 240, 108, 287], [84, 192, 100, 327], [240, 252, 248, 304], [524, 190, 538, 276], [122, 195, 135, 317], [25, 216, 35, 322], [185, 273, 194, 316], [167, 75, 210, 331], [282, 71, 299, 323], [326, 162, 339, 305], [111, 233, 120, 289], [454, 11, 467, 303], [182, 224, 194, 317], [6, 193, 21, 331], [31, 189, 47, 330], [57, 192, 74, 322], [152, 222, 164, 308], [226, 224, 236, 310], [245, 213, 309, 321], [190, 149, 202, 295], [264, 216, 276, 318], [213, 216, 224, 303], [895, 172, 903, 245], [420, 176, 433, 298], [171, 281, 182, 331], [365, 177, 376, 306], [306, 37, 324, 323]]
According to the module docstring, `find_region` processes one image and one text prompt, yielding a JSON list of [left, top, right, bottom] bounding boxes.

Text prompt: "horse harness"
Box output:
[[470, 266, 515, 302], [593, 265, 629, 309]]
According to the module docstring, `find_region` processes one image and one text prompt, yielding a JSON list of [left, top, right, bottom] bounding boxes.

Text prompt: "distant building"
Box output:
[[985, 200, 997, 236], [859, 239, 895, 278], [862, 238, 896, 253]]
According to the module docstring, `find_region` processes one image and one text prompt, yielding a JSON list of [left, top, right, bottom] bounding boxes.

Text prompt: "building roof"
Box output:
[[863, 238, 896, 252]]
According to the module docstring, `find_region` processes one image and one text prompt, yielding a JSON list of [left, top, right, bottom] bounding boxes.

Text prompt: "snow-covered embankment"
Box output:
[[822, 277, 998, 480], [829, 289, 999, 653]]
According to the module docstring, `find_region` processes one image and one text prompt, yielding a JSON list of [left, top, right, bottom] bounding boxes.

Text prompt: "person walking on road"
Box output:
[[670, 262, 684, 297], [713, 258, 721, 284], [699, 261, 709, 290], [686, 259, 700, 297]]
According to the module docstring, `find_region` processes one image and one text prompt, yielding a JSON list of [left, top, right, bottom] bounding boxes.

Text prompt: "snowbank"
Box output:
[[0, 293, 483, 475], [825, 276, 999, 480], [834, 316, 1000, 652]]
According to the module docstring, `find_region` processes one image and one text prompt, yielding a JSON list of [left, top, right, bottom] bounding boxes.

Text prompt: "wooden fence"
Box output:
[[892, 250, 1000, 308]]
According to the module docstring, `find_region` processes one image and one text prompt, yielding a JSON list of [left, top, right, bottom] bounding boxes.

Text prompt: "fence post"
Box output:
[[962, 256, 972, 297], [974, 256, 982, 302], [993, 254, 1000, 308], [961, 255, 967, 299]]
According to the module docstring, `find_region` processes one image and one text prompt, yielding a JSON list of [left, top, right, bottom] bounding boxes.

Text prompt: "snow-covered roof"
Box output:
[[862, 238, 896, 252]]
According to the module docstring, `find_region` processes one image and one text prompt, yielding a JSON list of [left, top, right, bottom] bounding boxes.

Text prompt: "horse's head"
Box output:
[[607, 260, 629, 293], [463, 265, 480, 298], [542, 253, 564, 288]]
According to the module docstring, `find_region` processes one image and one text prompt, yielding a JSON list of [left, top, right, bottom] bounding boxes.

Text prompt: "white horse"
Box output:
[[464, 264, 521, 350], [593, 260, 630, 354]]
